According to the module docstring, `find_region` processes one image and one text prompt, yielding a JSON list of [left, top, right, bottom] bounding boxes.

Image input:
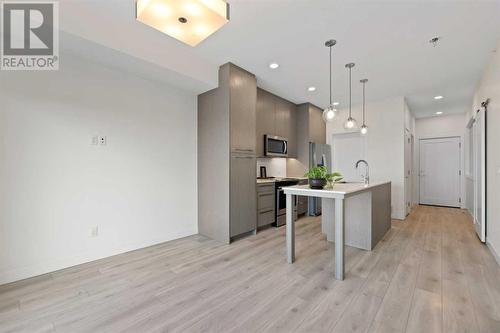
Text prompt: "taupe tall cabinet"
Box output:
[[198, 63, 257, 243]]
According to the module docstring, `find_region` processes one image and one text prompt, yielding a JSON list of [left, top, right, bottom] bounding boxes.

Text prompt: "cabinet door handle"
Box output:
[[259, 209, 274, 214], [235, 149, 254, 152], [235, 156, 254, 159], [259, 193, 273, 197]]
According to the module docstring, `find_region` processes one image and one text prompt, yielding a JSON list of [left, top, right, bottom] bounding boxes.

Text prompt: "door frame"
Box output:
[[418, 136, 462, 207], [404, 129, 413, 216]]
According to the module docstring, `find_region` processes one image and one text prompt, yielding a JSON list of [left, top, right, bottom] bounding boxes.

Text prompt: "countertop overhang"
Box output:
[[282, 181, 391, 199]]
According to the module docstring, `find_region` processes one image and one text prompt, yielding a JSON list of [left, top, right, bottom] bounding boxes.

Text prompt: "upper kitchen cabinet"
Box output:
[[276, 98, 297, 157], [296, 103, 326, 146], [308, 104, 326, 145], [291, 103, 327, 175], [226, 64, 257, 153], [256, 89, 275, 156], [256, 88, 297, 158]]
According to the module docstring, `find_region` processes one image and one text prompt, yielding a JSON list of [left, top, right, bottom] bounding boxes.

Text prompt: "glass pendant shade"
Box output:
[[322, 105, 337, 123], [360, 79, 369, 136], [323, 39, 337, 123], [344, 116, 358, 130], [344, 62, 357, 130]]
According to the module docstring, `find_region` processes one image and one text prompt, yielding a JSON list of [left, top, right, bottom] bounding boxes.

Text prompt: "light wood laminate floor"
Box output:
[[1, 205, 500, 333]]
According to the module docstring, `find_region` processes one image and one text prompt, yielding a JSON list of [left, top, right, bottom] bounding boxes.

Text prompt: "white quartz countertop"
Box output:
[[282, 181, 391, 199]]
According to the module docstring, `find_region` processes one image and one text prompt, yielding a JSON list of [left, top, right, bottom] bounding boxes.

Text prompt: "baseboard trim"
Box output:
[[486, 241, 500, 267]]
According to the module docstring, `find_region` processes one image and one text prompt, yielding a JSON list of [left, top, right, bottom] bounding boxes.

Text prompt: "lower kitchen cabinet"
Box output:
[[257, 183, 275, 227], [297, 179, 309, 216], [230, 153, 257, 237], [257, 209, 275, 227]]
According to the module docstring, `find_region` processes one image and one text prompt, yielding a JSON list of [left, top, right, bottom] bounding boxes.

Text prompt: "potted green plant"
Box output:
[[325, 172, 343, 189], [304, 166, 343, 189]]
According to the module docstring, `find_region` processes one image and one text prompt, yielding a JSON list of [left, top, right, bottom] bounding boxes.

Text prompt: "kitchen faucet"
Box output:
[[355, 160, 370, 185]]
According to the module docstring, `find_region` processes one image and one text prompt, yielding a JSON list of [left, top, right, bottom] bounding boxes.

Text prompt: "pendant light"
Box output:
[[360, 79, 368, 135], [322, 39, 338, 123], [343, 63, 358, 130]]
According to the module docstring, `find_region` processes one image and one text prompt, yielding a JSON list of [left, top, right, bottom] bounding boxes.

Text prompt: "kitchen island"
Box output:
[[283, 181, 391, 280]]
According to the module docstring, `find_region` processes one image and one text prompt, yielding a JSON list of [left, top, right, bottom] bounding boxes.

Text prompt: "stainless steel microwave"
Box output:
[[265, 135, 288, 157]]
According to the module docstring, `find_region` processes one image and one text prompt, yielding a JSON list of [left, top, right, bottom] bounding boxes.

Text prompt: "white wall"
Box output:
[[0, 53, 198, 284], [326, 96, 407, 220], [414, 114, 467, 208], [472, 45, 500, 264], [415, 113, 467, 138]]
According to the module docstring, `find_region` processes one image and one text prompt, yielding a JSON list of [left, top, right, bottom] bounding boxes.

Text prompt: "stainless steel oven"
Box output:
[[275, 179, 298, 226], [265, 135, 288, 157]]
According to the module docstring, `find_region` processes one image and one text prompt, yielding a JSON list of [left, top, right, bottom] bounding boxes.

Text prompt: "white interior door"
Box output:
[[331, 132, 366, 182], [419, 137, 461, 207]]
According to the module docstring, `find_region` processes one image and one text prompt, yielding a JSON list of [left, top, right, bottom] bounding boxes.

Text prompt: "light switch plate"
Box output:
[[90, 226, 99, 238]]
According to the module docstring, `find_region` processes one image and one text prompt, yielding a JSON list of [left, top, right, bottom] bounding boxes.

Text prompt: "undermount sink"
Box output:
[[336, 181, 363, 184]]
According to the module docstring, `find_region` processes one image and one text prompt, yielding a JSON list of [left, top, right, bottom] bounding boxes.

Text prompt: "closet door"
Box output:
[[419, 137, 461, 207]]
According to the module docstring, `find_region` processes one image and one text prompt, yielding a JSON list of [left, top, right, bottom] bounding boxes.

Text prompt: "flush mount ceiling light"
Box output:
[[322, 39, 338, 123], [343, 62, 358, 130], [434, 95, 444, 100], [269, 62, 279, 69], [436, 111, 443, 115], [308, 86, 316, 92], [136, 0, 230, 47]]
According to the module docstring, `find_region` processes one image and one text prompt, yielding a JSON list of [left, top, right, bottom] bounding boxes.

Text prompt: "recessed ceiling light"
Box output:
[[308, 86, 316, 92], [333, 102, 339, 106], [436, 111, 443, 115], [269, 63, 279, 69], [434, 95, 443, 100], [429, 36, 441, 47]]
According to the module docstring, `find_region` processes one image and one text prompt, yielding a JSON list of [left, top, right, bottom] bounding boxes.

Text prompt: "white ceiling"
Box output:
[[59, 0, 500, 118]]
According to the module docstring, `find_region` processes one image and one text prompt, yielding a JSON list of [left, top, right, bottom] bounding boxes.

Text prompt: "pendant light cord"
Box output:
[[348, 66, 352, 118], [362, 81, 365, 124], [329, 46, 332, 106]]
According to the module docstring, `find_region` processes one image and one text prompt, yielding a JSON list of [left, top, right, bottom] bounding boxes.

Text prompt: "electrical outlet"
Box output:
[[98, 136, 107, 146], [90, 226, 99, 238], [91, 136, 98, 145]]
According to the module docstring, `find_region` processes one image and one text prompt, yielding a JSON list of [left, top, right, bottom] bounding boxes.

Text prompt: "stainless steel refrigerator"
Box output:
[[308, 142, 332, 216]]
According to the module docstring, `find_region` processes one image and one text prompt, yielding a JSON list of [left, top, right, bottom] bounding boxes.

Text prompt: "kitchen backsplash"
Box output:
[[256, 158, 287, 178]]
